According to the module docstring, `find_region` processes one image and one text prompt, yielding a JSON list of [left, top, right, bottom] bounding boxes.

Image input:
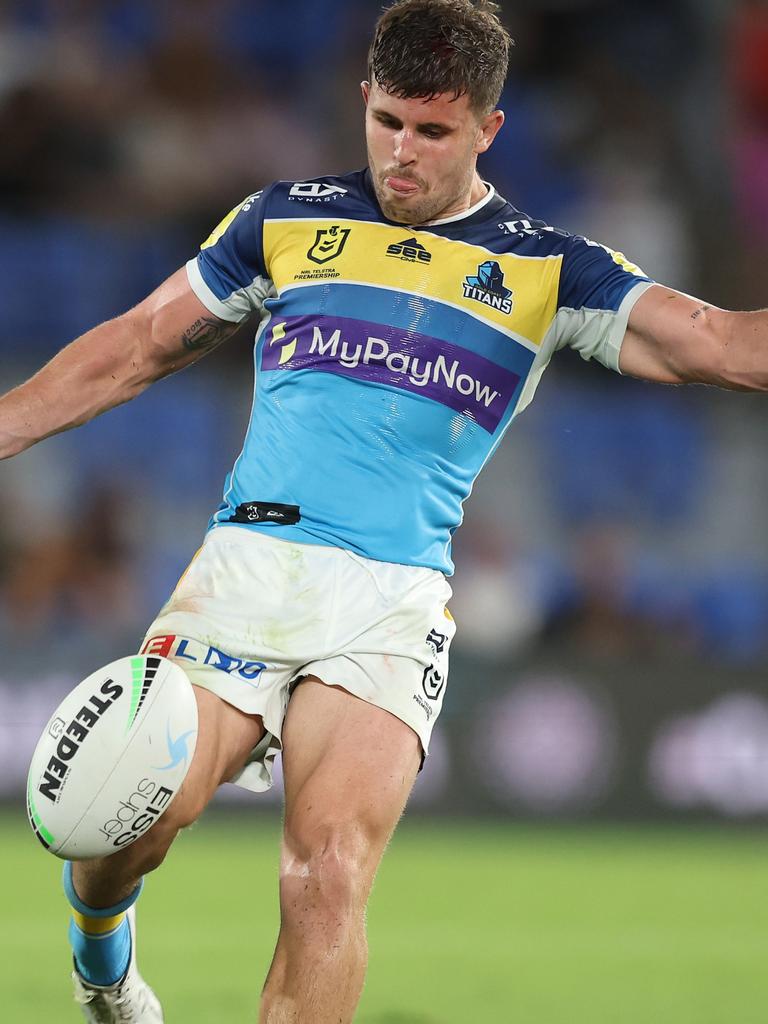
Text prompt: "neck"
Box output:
[[468, 173, 489, 208], [425, 172, 488, 223]]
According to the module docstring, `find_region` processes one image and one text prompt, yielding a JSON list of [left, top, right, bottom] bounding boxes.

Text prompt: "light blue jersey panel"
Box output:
[[218, 361, 492, 570]]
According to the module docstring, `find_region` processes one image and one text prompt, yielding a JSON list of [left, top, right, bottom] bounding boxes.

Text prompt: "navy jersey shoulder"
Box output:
[[467, 195, 652, 315], [194, 187, 272, 310], [264, 170, 381, 222]]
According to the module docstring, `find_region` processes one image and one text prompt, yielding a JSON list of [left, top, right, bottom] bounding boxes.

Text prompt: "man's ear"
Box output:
[[361, 81, 371, 105], [476, 109, 505, 154]]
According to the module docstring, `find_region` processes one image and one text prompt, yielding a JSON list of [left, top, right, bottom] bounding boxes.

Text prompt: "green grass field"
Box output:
[[2, 808, 767, 1022]]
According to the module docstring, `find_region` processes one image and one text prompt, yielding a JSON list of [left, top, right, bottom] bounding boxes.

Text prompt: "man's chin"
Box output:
[[380, 204, 419, 225], [378, 194, 434, 225]]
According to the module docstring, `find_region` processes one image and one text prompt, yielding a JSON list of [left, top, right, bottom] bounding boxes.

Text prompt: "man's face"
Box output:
[[362, 79, 503, 225]]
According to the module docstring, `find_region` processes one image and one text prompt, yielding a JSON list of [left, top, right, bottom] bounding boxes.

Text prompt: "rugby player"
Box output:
[[2, 1, 766, 1021]]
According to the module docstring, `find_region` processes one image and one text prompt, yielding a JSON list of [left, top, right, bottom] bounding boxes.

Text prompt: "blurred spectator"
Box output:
[[728, 0, 768, 306], [729, 0, 768, 243], [0, 81, 118, 218], [541, 521, 694, 659], [450, 519, 549, 660], [1, 482, 142, 638]]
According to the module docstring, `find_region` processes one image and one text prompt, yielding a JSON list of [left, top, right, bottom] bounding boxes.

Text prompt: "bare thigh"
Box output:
[[281, 678, 422, 874], [173, 685, 267, 816]]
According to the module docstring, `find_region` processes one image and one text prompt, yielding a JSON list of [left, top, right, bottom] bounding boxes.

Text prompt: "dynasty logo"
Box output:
[[307, 225, 351, 264], [463, 260, 514, 314], [289, 182, 348, 203], [386, 237, 432, 264]]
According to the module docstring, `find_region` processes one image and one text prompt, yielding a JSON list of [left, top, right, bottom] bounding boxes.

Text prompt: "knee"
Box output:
[[111, 816, 178, 876], [280, 823, 372, 915], [161, 783, 210, 832]]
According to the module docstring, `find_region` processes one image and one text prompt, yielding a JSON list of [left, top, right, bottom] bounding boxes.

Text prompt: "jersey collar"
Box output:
[[363, 168, 503, 229], [418, 183, 496, 226]]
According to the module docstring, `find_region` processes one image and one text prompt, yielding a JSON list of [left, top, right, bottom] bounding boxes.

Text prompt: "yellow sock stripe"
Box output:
[[72, 909, 126, 936]]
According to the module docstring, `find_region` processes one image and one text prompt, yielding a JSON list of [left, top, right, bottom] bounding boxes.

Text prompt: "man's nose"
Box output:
[[393, 128, 417, 165]]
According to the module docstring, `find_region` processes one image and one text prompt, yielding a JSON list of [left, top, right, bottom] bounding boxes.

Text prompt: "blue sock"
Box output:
[[63, 862, 143, 987]]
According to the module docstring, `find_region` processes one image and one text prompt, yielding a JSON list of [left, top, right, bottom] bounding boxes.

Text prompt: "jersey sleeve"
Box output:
[[555, 235, 655, 372], [185, 189, 274, 323]]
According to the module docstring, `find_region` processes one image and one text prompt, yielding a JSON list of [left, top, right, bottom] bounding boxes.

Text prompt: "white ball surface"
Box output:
[[26, 655, 198, 860]]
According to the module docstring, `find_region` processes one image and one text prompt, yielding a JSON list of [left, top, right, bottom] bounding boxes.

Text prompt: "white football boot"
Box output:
[[72, 907, 163, 1023]]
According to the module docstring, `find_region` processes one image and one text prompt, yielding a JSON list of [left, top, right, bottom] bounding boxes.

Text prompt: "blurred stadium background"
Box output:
[[1, 0, 768, 1020]]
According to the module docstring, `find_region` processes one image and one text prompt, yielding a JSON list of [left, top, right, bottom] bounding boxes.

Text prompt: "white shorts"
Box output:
[[141, 526, 455, 792]]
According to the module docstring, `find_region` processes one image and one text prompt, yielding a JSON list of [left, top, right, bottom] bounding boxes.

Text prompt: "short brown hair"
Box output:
[[368, 0, 513, 116]]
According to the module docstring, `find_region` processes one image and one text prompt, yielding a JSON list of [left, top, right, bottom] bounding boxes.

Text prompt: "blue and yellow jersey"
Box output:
[[187, 170, 653, 574]]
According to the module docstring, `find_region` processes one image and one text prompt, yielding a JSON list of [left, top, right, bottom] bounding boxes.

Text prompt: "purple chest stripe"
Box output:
[[260, 315, 524, 432]]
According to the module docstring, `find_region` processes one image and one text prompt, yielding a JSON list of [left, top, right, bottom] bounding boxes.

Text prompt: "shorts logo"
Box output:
[[307, 226, 351, 264], [290, 183, 348, 202], [386, 237, 432, 264], [422, 664, 445, 701], [463, 261, 513, 314], [141, 635, 267, 687], [413, 693, 434, 720], [426, 629, 447, 654]]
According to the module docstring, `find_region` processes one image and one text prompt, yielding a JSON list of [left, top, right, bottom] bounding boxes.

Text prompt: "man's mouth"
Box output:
[[384, 175, 421, 196]]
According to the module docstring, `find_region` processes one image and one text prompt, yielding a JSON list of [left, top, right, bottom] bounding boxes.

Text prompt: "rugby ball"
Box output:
[[26, 655, 198, 860]]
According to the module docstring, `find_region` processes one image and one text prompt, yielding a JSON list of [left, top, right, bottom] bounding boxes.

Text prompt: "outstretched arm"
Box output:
[[619, 283, 768, 391], [0, 267, 241, 460]]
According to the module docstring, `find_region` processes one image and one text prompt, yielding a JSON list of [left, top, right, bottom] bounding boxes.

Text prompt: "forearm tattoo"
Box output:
[[690, 304, 711, 324], [181, 316, 236, 354]]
